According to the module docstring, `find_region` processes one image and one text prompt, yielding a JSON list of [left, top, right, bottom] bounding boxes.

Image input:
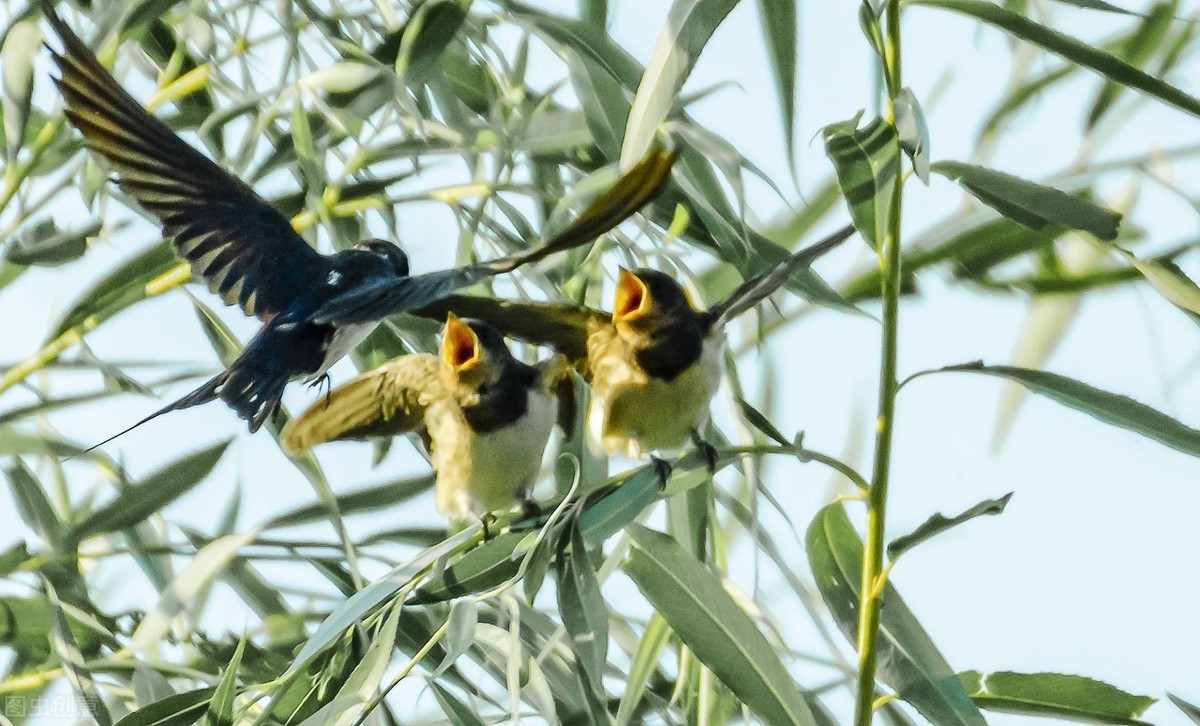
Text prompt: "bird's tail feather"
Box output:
[[215, 364, 288, 433], [81, 361, 289, 453], [80, 374, 224, 454]]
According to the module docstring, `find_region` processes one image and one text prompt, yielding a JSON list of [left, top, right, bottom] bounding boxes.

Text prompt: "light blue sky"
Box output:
[[3, 0, 1200, 722]]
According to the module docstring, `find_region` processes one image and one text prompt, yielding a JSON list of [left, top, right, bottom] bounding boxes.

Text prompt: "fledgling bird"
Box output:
[[42, 4, 674, 446], [282, 315, 573, 519], [413, 224, 856, 458]]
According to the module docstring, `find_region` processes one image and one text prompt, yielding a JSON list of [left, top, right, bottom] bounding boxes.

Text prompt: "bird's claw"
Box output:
[[308, 374, 333, 408], [520, 498, 542, 521], [480, 512, 498, 540], [691, 430, 718, 474], [650, 456, 673, 489]]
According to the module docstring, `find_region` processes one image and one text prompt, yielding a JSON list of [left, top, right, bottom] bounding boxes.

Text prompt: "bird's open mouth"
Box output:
[[443, 314, 480, 370], [613, 268, 649, 322]]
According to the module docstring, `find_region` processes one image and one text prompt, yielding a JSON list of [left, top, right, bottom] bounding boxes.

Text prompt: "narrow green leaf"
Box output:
[[5, 219, 97, 267], [5, 459, 65, 547], [756, 0, 798, 168], [1086, 2, 1174, 129], [114, 688, 216, 726], [859, 0, 885, 56], [616, 613, 672, 726], [314, 604, 402, 726], [300, 61, 381, 95], [558, 524, 608, 693], [412, 531, 528, 604], [431, 683, 486, 726], [1, 19, 40, 163], [960, 671, 1154, 724], [932, 161, 1121, 240], [620, 0, 742, 168], [1050, 0, 1140, 14], [432, 599, 477, 677], [625, 525, 817, 726], [888, 493, 1013, 559], [807, 504, 985, 725], [737, 398, 792, 446], [0, 541, 31, 576], [565, 49, 625, 157], [522, 517, 563, 602], [267, 475, 433, 528], [396, 0, 469, 83], [579, 464, 665, 546], [910, 0, 1200, 118], [51, 241, 181, 339], [70, 440, 231, 543], [203, 638, 245, 726], [1115, 247, 1200, 323], [132, 665, 175, 708], [982, 62, 1076, 138], [129, 527, 264, 653], [842, 213, 1067, 301], [286, 526, 477, 674], [1169, 693, 1200, 724], [928, 362, 1200, 457], [44, 579, 113, 726], [822, 111, 899, 248]]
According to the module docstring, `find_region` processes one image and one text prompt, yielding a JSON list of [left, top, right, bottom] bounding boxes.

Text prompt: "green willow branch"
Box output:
[[855, 0, 906, 722]]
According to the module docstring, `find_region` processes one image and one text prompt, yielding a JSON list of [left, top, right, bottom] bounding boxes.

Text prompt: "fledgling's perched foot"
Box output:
[[650, 456, 673, 489], [480, 512, 498, 540], [691, 429, 718, 474], [520, 498, 543, 521]]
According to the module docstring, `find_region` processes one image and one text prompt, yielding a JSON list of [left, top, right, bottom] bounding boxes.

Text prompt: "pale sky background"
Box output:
[[2, 0, 1200, 723]]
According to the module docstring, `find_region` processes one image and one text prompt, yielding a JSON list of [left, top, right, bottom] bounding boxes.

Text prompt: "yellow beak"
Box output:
[[612, 267, 650, 323], [442, 313, 480, 371]]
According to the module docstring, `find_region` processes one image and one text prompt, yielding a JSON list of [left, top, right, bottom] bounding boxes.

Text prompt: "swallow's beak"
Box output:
[[442, 313, 481, 372], [612, 268, 650, 323]]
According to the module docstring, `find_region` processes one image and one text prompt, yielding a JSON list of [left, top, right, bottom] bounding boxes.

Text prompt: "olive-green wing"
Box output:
[[282, 354, 443, 453], [413, 296, 606, 364]]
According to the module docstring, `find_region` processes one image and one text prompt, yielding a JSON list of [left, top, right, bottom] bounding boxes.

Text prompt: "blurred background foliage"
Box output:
[[1, 0, 1200, 724]]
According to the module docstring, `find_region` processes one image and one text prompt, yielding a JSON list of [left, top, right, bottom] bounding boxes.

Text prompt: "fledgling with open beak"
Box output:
[[282, 315, 573, 520], [42, 3, 674, 449], [411, 224, 856, 459]]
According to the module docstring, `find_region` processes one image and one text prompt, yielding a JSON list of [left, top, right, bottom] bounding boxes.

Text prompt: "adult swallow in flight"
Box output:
[[282, 315, 573, 520], [413, 224, 856, 458], [43, 5, 674, 445]]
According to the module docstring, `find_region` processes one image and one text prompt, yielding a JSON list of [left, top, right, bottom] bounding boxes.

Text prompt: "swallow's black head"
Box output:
[[355, 238, 409, 277], [612, 268, 708, 380], [612, 267, 703, 337]]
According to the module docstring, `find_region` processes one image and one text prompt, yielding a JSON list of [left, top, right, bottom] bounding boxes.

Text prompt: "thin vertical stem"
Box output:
[[854, 0, 905, 723]]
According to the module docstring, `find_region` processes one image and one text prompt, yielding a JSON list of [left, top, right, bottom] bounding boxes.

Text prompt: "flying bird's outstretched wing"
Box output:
[[45, 4, 328, 322], [281, 353, 444, 453], [312, 146, 678, 327], [704, 224, 856, 330]]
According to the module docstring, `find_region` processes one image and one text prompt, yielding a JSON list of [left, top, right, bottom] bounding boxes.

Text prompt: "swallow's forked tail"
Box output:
[[81, 363, 289, 454], [79, 375, 224, 455]]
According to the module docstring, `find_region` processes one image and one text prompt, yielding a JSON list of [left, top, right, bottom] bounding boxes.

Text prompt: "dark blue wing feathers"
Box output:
[[45, 5, 329, 322]]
